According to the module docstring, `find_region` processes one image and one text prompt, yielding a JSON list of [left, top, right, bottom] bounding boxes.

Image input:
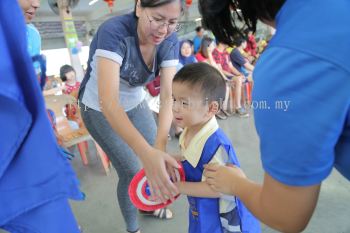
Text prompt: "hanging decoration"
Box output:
[[104, 0, 115, 13]]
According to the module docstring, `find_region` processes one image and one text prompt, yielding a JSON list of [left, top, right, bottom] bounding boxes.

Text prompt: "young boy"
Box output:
[[172, 63, 260, 233]]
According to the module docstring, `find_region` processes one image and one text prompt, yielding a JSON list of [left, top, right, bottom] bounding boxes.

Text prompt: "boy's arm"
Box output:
[[177, 147, 228, 198], [176, 181, 221, 198]]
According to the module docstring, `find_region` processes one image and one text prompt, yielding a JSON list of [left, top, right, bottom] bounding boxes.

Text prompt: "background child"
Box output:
[[59, 64, 82, 129], [60, 64, 81, 97], [195, 36, 216, 66], [171, 63, 260, 233]]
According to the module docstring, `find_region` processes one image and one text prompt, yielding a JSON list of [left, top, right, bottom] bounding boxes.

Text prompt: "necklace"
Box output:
[[146, 47, 156, 70]]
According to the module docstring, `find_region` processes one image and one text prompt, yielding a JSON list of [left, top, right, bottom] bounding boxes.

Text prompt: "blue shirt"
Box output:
[[253, 0, 350, 186], [193, 35, 202, 54], [27, 24, 41, 73], [0, 1, 82, 224], [80, 12, 179, 111], [180, 119, 260, 233], [230, 48, 246, 72], [26, 24, 41, 57]]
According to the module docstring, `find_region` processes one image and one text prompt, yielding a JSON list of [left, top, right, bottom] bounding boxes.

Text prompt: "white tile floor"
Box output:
[[69, 114, 350, 233], [2, 114, 350, 233]]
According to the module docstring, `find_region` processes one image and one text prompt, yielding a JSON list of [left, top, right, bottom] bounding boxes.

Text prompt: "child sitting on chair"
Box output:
[[60, 64, 80, 97], [172, 63, 260, 233], [59, 65, 82, 129]]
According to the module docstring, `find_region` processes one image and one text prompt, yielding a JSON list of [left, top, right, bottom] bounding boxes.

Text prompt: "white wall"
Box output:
[[42, 46, 90, 77]]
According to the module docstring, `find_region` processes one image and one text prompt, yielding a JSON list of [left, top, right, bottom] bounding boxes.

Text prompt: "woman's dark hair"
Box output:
[[173, 62, 226, 104], [199, 36, 213, 58], [198, 0, 285, 46], [134, 0, 184, 16], [60, 64, 75, 82]]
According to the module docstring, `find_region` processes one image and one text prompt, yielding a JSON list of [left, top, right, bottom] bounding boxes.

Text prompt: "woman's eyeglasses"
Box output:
[[145, 10, 182, 33]]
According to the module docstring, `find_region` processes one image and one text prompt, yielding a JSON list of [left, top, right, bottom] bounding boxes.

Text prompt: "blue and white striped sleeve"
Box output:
[[95, 21, 126, 65]]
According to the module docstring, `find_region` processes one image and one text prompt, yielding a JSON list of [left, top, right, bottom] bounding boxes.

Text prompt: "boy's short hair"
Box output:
[[59, 64, 75, 82], [173, 63, 226, 105], [195, 26, 203, 32], [235, 37, 247, 47]]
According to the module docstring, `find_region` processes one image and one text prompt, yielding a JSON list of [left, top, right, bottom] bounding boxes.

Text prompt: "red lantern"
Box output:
[[104, 0, 115, 13], [185, 0, 192, 7]]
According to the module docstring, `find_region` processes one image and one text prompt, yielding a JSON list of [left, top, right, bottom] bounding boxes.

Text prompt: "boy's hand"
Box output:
[[166, 155, 183, 183], [203, 163, 246, 195], [173, 181, 181, 194], [166, 162, 179, 184]]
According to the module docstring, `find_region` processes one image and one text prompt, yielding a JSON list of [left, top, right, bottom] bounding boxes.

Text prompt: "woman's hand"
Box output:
[[203, 163, 246, 195], [139, 147, 180, 203], [154, 140, 179, 184]]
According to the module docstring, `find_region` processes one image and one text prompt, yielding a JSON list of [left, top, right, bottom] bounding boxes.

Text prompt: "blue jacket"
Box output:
[[0, 1, 82, 225], [182, 128, 260, 233]]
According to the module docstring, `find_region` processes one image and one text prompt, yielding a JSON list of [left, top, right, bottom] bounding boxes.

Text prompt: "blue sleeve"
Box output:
[[95, 20, 127, 65], [253, 47, 350, 186], [157, 33, 179, 68], [0, 25, 33, 178], [0, 2, 83, 223], [0, 95, 32, 179]]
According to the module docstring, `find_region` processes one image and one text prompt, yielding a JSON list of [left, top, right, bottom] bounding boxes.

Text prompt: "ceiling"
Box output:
[[34, 0, 202, 50], [35, 0, 200, 22]]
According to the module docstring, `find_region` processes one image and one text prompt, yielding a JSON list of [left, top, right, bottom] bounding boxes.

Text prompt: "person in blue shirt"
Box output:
[[172, 63, 260, 233], [193, 26, 204, 54], [229, 37, 254, 78], [199, 0, 350, 232], [0, 1, 83, 232], [179, 39, 197, 66], [78, 0, 184, 232]]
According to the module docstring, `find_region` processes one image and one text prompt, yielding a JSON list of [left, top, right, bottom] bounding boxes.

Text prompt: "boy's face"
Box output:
[[172, 82, 213, 129]]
